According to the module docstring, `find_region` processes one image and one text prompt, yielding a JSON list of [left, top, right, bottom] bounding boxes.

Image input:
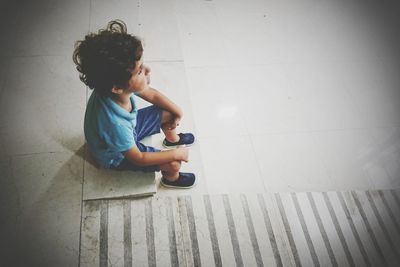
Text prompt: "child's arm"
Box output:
[[136, 87, 183, 119], [123, 145, 188, 166]]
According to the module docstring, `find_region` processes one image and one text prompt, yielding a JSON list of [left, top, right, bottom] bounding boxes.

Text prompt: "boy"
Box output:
[[73, 20, 195, 188]]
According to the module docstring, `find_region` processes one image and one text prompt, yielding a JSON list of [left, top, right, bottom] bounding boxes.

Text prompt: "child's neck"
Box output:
[[112, 92, 132, 112]]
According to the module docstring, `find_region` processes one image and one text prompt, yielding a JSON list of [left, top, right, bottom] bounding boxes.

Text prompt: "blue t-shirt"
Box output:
[[84, 91, 138, 168]]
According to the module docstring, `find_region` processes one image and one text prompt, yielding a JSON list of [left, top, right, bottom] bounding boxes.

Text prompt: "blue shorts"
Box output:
[[112, 105, 162, 172]]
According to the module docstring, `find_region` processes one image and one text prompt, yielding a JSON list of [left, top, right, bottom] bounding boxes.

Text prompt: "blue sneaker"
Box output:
[[161, 172, 196, 189], [163, 133, 195, 149]]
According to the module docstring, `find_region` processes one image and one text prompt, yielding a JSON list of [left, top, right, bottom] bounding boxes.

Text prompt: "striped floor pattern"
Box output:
[[80, 190, 400, 267]]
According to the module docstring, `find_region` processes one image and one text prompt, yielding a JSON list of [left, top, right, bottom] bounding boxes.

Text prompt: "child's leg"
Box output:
[[161, 110, 180, 143], [159, 160, 181, 181]]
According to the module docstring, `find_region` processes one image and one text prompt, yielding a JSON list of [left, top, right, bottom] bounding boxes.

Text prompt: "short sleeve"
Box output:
[[101, 122, 136, 152]]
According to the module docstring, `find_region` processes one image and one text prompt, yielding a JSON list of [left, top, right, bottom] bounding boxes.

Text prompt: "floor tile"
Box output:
[[90, 0, 140, 36], [0, 56, 86, 155], [366, 127, 400, 188], [176, 11, 229, 67], [0, 158, 19, 266], [6, 151, 83, 266], [186, 67, 249, 138], [340, 60, 400, 128], [138, 1, 183, 62], [312, 129, 386, 190], [284, 62, 365, 131], [199, 136, 265, 194], [252, 133, 334, 192], [239, 64, 311, 134], [217, 9, 288, 65], [0, 2, 20, 57], [12, 0, 90, 56], [173, 0, 216, 14]]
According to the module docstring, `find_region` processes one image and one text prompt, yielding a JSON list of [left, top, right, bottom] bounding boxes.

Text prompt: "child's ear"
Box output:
[[111, 86, 124, 95]]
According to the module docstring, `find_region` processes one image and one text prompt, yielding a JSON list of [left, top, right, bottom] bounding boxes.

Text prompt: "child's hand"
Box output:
[[176, 146, 189, 162]]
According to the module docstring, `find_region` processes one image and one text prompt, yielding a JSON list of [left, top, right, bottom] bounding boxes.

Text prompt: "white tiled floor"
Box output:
[[0, 0, 399, 265]]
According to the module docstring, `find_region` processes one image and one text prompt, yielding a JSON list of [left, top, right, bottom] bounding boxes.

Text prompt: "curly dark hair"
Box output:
[[72, 20, 143, 97]]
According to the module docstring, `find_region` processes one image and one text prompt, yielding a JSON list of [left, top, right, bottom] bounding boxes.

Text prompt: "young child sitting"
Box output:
[[73, 20, 195, 189]]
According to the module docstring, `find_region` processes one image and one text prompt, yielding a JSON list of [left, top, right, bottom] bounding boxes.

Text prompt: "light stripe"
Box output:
[[257, 194, 283, 267], [307, 192, 338, 267], [351, 191, 387, 266], [366, 191, 400, 260], [337, 192, 372, 267], [166, 197, 179, 267], [145, 198, 156, 267], [99, 200, 108, 267], [123, 200, 132, 267], [291, 193, 319, 266], [222, 194, 244, 267], [275, 193, 301, 267], [322, 192, 355, 267], [185, 196, 201, 267], [379, 190, 400, 235], [203, 195, 222, 267], [240, 195, 264, 267]]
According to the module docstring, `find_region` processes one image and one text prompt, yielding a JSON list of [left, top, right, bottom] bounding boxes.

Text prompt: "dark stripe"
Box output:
[[123, 200, 132, 267], [185, 196, 201, 267], [322, 192, 355, 267], [275, 193, 301, 267], [145, 198, 156, 267], [203, 195, 222, 267], [166, 197, 179, 267], [351, 191, 387, 266], [222, 194, 244, 267], [336, 192, 371, 267], [240, 195, 264, 267], [100, 200, 109, 267], [257, 194, 283, 267], [366, 191, 400, 260], [291, 193, 319, 267], [307, 192, 338, 267], [379, 190, 400, 235], [391, 190, 400, 210]]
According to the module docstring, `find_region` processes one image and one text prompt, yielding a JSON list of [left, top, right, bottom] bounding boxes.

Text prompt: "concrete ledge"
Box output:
[[83, 137, 157, 200]]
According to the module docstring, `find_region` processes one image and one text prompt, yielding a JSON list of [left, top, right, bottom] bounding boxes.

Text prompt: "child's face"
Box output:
[[126, 58, 147, 94]]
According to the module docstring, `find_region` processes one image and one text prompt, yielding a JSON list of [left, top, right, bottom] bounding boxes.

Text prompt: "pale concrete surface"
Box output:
[[83, 136, 156, 201]]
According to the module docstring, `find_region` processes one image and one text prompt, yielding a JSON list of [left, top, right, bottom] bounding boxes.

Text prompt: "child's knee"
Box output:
[[161, 110, 173, 125]]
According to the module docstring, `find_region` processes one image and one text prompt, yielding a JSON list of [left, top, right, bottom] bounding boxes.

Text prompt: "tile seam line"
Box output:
[[248, 135, 269, 193], [77, 145, 86, 267], [10, 151, 72, 157], [247, 126, 399, 137], [177, 196, 189, 267], [1, 54, 73, 58], [146, 60, 184, 63]]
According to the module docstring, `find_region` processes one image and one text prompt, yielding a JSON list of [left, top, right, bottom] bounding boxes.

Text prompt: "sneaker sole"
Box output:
[[160, 180, 196, 189], [162, 140, 196, 150]]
